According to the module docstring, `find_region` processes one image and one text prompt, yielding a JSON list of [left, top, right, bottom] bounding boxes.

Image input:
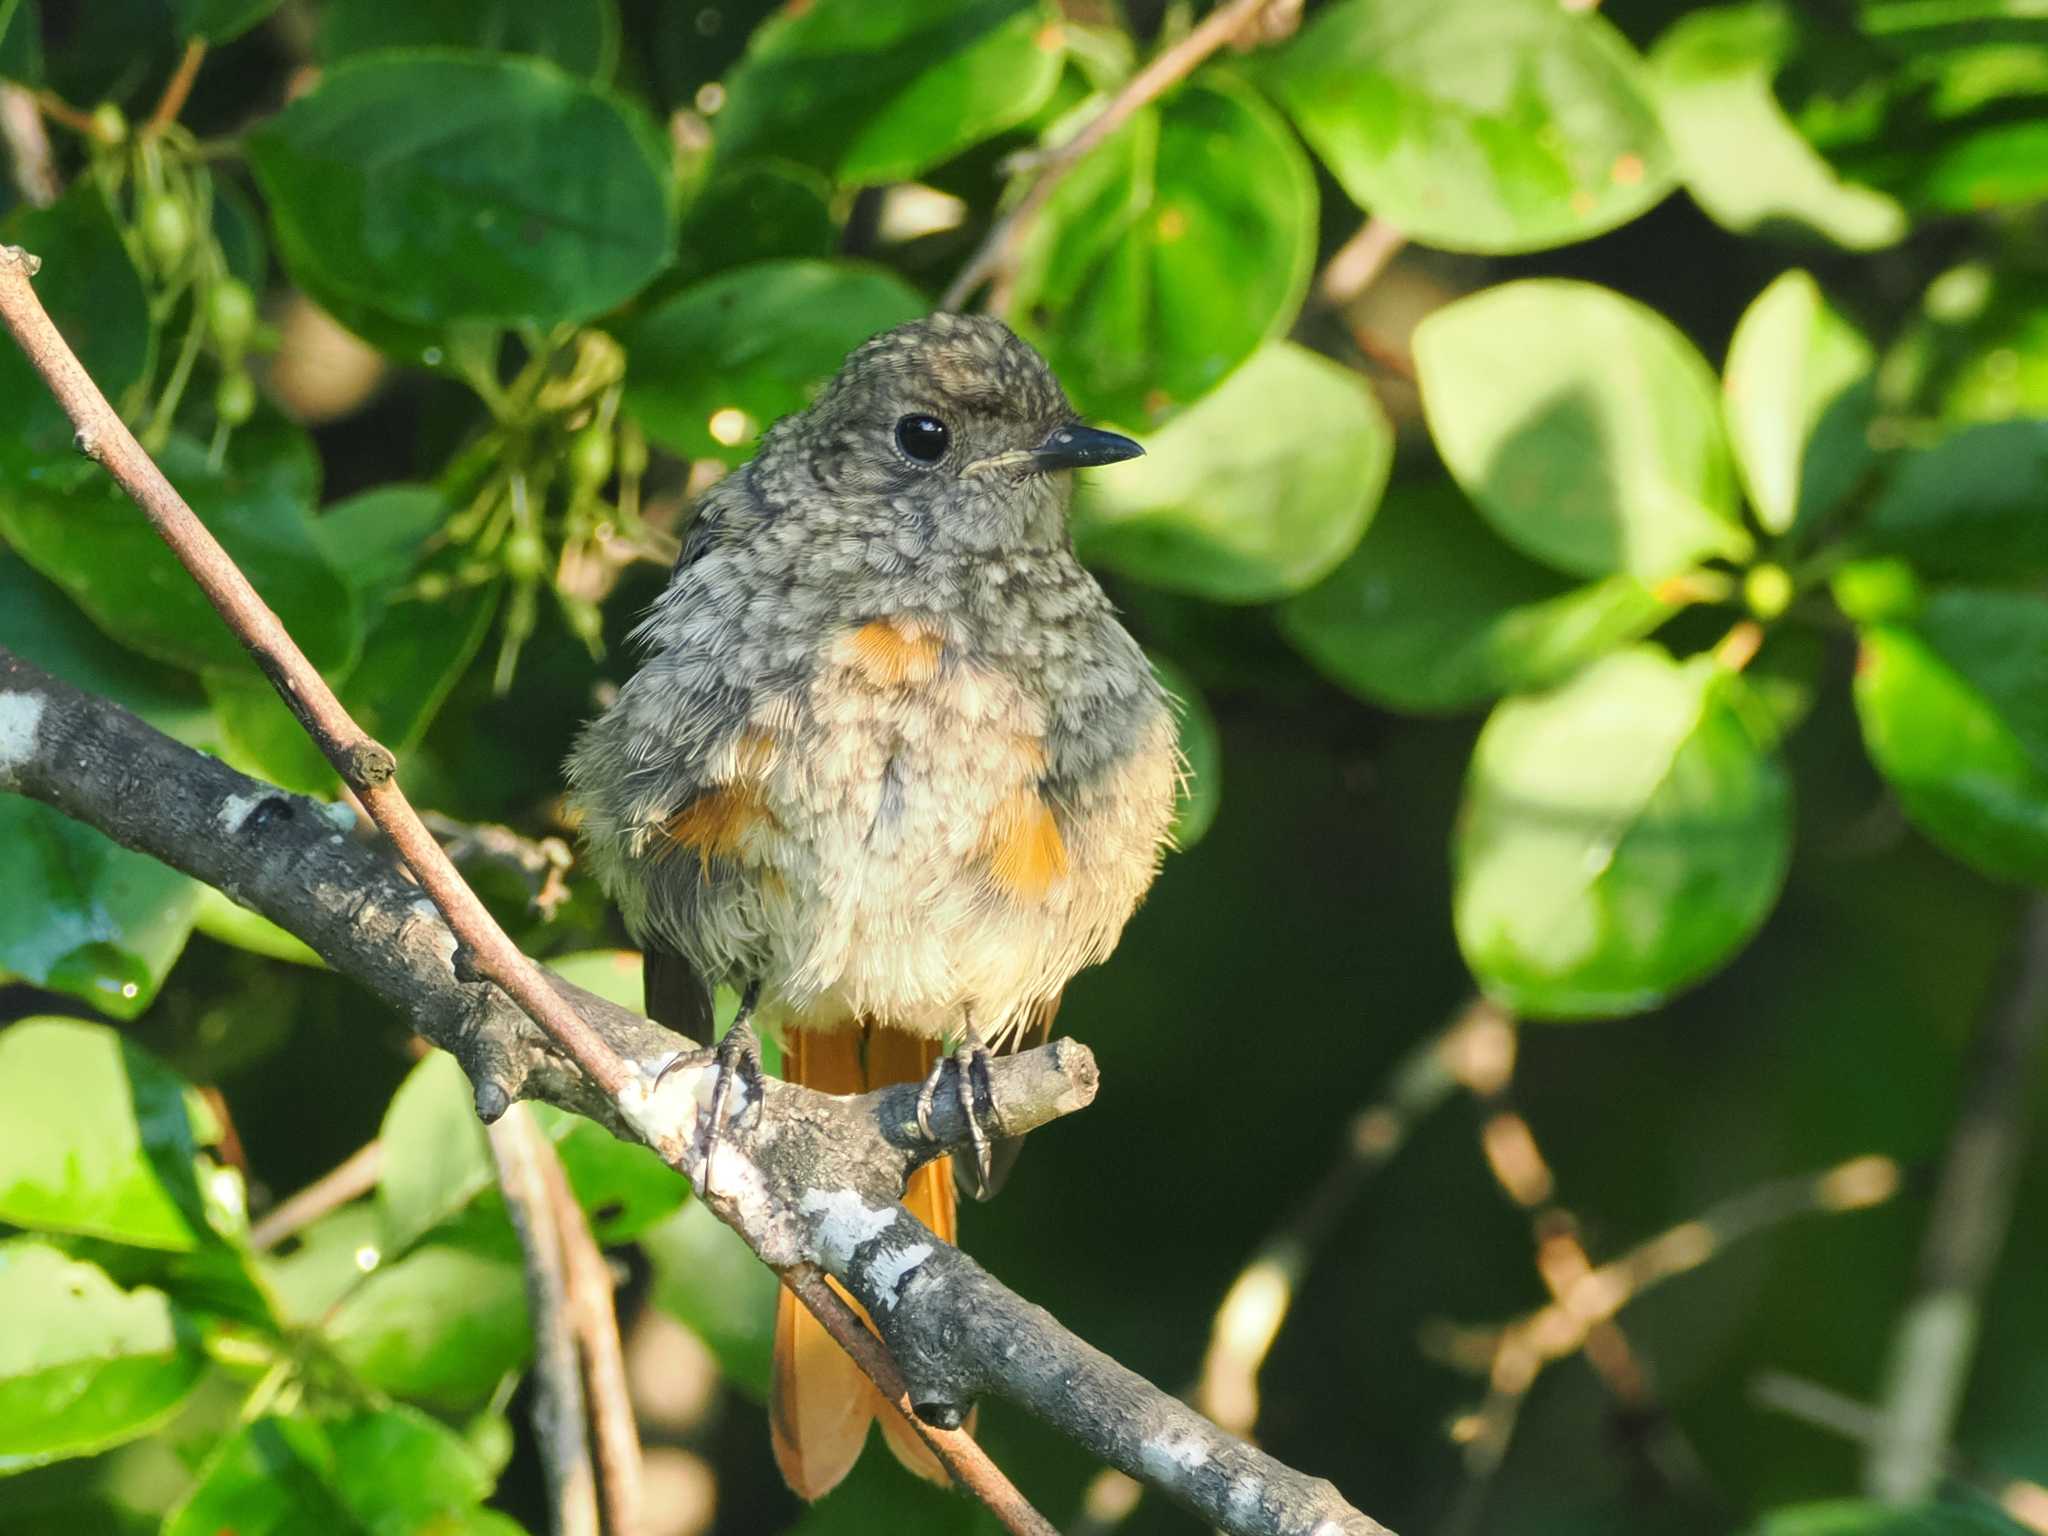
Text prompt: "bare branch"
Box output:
[[1314, 218, 1407, 310], [539, 1136, 644, 1536], [250, 1140, 384, 1251], [941, 0, 1281, 313], [1868, 896, 2048, 1500], [1, 84, 59, 208], [491, 1105, 602, 1536]]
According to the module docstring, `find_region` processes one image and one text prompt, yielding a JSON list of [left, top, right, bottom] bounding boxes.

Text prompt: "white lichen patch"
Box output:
[[0, 691, 45, 775], [318, 799, 358, 831], [216, 791, 265, 834], [1141, 1429, 1211, 1482], [868, 1240, 932, 1310], [799, 1187, 897, 1270]]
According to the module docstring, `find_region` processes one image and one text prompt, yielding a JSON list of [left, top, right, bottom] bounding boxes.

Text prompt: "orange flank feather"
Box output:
[[837, 617, 945, 688], [772, 1023, 960, 1499], [983, 789, 1069, 902], [661, 785, 766, 864]]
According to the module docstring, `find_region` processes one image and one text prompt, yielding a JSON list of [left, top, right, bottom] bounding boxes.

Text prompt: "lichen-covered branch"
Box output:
[[0, 648, 1391, 1536]]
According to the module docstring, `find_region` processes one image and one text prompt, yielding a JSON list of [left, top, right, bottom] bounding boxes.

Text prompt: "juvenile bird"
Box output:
[[567, 313, 1179, 1497]]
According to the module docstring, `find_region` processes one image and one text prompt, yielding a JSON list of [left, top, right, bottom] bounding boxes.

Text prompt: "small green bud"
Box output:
[[214, 369, 256, 427], [567, 423, 614, 491], [1743, 563, 1794, 622], [207, 279, 258, 356], [503, 529, 548, 580], [140, 193, 191, 270], [90, 103, 128, 145]]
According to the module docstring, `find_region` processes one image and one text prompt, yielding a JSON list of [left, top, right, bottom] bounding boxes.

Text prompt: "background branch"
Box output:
[[1868, 896, 2048, 1500]]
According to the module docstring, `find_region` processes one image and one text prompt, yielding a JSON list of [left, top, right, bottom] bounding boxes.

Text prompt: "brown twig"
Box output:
[[1, 84, 60, 208], [492, 1106, 602, 1536], [940, 0, 1279, 313], [0, 242, 630, 1108], [538, 1137, 644, 1536], [1315, 217, 1407, 310], [29, 89, 101, 138], [249, 1139, 384, 1251], [1868, 896, 2048, 1500], [146, 39, 207, 137]]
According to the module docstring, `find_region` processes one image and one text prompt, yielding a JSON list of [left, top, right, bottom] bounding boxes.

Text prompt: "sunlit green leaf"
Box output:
[[0, 1020, 212, 1248], [1648, 2, 1906, 249], [644, 1200, 777, 1400], [1009, 76, 1316, 427], [623, 258, 926, 465], [0, 1241, 204, 1474], [163, 1407, 493, 1536], [1855, 590, 2048, 885], [326, 1245, 530, 1411], [249, 53, 676, 329], [1747, 1501, 2019, 1536], [378, 1052, 495, 1254], [1265, 0, 1673, 253], [1416, 279, 1749, 580], [1074, 342, 1387, 602], [319, 0, 619, 76], [1722, 269, 1876, 536], [717, 0, 1065, 185], [1455, 647, 1792, 1018], [1884, 262, 2048, 427], [1279, 480, 1674, 714]]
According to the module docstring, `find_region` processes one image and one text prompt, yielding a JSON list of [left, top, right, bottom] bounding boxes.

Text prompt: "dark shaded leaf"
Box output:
[[319, 0, 618, 76]]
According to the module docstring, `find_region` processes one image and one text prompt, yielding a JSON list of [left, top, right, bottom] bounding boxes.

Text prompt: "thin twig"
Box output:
[[249, 1139, 384, 1251], [940, 0, 1278, 313], [0, 243, 631, 1106], [1756, 1374, 2048, 1536], [1, 84, 60, 208], [1868, 896, 2048, 1501], [1315, 217, 1406, 309], [492, 1106, 602, 1536], [146, 40, 207, 136], [538, 1137, 643, 1536]]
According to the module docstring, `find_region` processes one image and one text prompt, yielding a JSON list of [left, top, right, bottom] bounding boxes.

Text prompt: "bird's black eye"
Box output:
[[895, 414, 950, 464]]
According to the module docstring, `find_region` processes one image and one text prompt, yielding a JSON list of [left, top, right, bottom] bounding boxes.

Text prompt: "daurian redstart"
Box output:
[[568, 314, 1178, 1497]]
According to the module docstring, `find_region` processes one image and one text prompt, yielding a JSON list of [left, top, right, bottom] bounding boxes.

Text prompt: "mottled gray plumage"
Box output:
[[567, 313, 1179, 1048]]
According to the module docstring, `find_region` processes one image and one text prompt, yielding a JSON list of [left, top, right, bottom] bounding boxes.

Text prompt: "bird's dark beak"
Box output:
[[1030, 423, 1145, 473]]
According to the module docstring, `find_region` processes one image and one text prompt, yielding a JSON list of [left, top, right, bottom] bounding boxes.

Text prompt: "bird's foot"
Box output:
[[696, 983, 765, 1191], [915, 1021, 995, 1190]]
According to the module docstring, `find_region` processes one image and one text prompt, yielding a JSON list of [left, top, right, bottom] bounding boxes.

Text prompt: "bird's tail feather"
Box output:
[[771, 1022, 961, 1499]]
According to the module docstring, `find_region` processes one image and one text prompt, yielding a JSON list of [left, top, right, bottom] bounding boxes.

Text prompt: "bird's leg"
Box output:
[[916, 1011, 996, 1189], [698, 979, 765, 1186]]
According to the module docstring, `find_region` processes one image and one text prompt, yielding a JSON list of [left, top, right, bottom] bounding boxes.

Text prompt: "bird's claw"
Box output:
[[916, 1025, 995, 1189]]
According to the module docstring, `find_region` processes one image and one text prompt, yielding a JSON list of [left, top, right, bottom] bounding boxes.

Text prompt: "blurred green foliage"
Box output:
[[2, 1, 2047, 1534]]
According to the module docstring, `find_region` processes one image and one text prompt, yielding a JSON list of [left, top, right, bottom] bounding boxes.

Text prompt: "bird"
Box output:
[[566, 312, 1180, 1499]]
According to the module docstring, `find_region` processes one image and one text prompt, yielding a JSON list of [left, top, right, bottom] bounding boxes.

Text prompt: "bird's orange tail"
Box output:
[[770, 1022, 958, 1500]]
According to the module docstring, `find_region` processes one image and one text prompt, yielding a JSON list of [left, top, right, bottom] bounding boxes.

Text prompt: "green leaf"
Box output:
[[1746, 1501, 2018, 1536], [0, 185, 152, 478], [1009, 76, 1316, 427], [201, 671, 337, 796], [623, 259, 926, 464], [0, 0, 43, 84], [249, 52, 676, 329], [1279, 480, 1675, 714], [319, 0, 618, 76], [1885, 262, 2048, 427], [1867, 420, 2048, 579], [1722, 269, 1877, 536], [0, 436, 359, 676], [0, 1240, 204, 1474], [548, 947, 645, 1011], [193, 886, 325, 968], [163, 1407, 493, 1536], [0, 1020, 214, 1249], [1648, 2, 1906, 249], [170, 0, 282, 44], [1855, 590, 2048, 885], [716, 0, 1065, 185], [644, 1200, 777, 1400], [671, 161, 837, 286], [1264, 0, 1673, 254], [0, 804, 204, 1021], [1415, 279, 1750, 580], [1454, 647, 1792, 1018], [1149, 655, 1220, 850], [378, 1052, 495, 1253], [1072, 342, 1387, 603], [1777, 5, 2048, 215], [325, 1245, 530, 1411], [529, 1103, 688, 1244]]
